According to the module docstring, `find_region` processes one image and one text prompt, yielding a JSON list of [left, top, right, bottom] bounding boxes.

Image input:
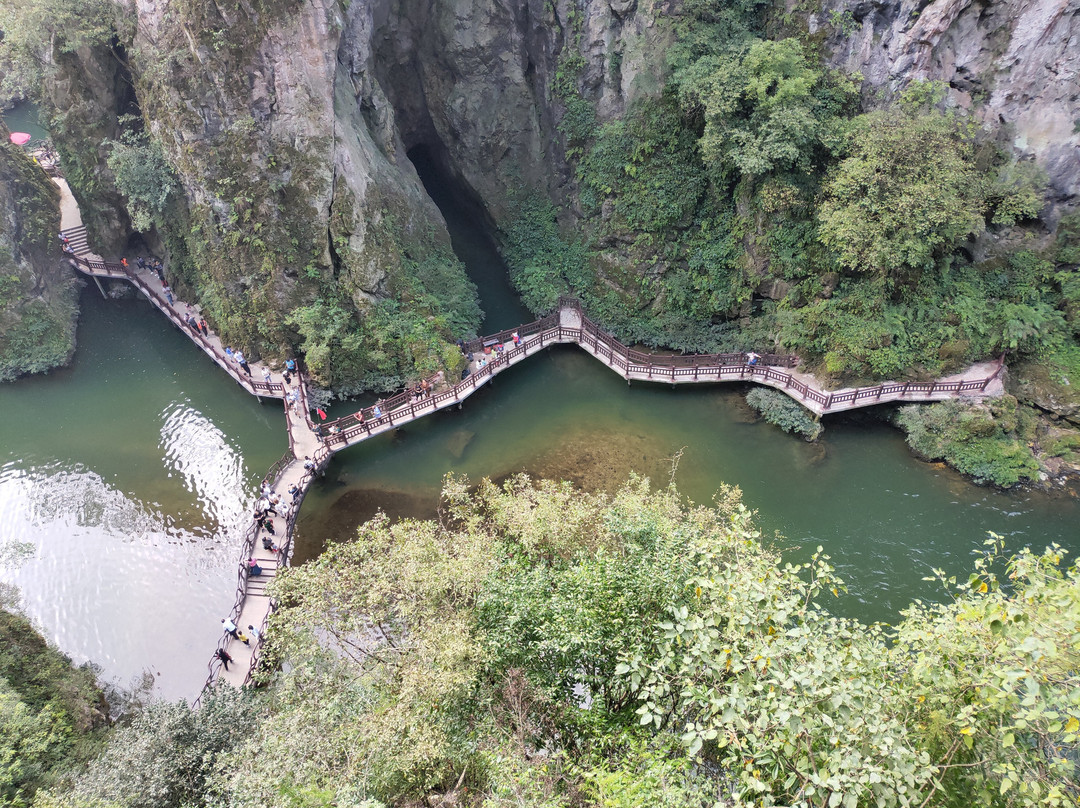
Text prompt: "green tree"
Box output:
[[36, 688, 256, 808], [895, 538, 1080, 807], [46, 477, 1078, 807], [817, 109, 987, 282], [104, 130, 177, 233], [698, 39, 823, 178], [0, 0, 117, 99]]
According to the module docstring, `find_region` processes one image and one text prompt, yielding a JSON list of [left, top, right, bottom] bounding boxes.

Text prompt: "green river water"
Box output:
[[1, 125, 1078, 703]]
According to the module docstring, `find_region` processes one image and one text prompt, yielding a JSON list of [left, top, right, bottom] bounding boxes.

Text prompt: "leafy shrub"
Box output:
[[104, 127, 178, 233], [745, 386, 822, 439], [40, 688, 256, 808], [895, 399, 1041, 486]]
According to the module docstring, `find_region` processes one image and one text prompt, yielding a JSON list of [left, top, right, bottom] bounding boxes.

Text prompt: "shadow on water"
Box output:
[[406, 145, 533, 331]]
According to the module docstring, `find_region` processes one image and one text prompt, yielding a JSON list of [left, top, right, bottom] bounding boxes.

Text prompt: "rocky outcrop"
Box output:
[[372, 0, 672, 218], [109, 0, 480, 390], [1007, 359, 1080, 425], [812, 0, 1080, 219], [41, 42, 134, 253], [0, 127, 77, 381]]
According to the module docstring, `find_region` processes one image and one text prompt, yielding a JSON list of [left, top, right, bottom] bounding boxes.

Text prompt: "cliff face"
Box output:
[[0, 131, 77, 381], [83, 0, 667, 388], [371, 0, 672, 218], [42, 42, 135, 253], [107, 0, 483, 390], [813, 0, 1080, 216]]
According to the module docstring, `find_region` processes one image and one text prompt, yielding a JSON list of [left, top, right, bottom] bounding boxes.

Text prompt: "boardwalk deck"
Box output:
[[53, 182, 1005, 699]]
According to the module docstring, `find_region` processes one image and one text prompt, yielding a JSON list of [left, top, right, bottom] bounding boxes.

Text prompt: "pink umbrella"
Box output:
[[9, 132, 32, 145]]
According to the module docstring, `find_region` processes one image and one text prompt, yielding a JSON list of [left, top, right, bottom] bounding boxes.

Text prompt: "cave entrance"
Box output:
[[407, 144, 532, 331]]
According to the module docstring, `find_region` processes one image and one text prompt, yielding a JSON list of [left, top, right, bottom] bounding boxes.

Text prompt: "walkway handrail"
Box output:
[[66, 253, 285, 398]]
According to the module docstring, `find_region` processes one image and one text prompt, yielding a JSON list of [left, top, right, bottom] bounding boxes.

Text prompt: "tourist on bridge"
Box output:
[[262, 367, 272, 384], [747, 352, 760, 367], [354, 410, 365, 425], [288, 482, 301, 501], [235, 627, 251, 645], [303, 456, 316, 472], [261, 516, 276, 535], [221, 618, 239, 638], [286, 358, 296, 375], [247, 558, 263, 576], [262, 535, 281, 553], [199, 319, 209, 336], [373, 403, 383, 419], [235, 351, 251, 376], [512, 331, 520, 347], [215, 647, 234, 671], [247, 625, 261, 642]]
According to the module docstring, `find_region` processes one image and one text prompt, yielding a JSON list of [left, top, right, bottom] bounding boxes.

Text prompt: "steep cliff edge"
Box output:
[[8, 0, 1077, 409], [0, 127, 77, 381], [371, 0, 673, 219]]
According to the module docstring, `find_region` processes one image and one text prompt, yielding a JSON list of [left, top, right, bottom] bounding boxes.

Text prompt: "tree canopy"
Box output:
[[817, 109, 987, 282], [38, 475, 1078, 808]]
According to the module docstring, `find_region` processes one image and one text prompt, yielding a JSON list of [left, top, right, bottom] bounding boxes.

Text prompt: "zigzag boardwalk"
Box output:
[[57, 213, 1004, 699]]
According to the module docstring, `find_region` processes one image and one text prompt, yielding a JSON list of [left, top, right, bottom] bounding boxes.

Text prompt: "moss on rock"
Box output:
[[0, 135, 78, 382]]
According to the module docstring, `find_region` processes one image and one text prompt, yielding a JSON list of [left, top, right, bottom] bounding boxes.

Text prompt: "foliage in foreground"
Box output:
[[44, 476, 1077, 808], [32, 688, 257, 808]]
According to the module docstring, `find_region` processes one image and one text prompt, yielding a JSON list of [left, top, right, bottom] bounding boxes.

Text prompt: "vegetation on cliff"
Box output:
[[0, 135, 77, 381], [502, 0, 1077, 484], [28, 476, 1080, 807], [2, 0, 481, 394]]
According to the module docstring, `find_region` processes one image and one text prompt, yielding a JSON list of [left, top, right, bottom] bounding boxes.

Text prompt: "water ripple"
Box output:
[[159, 403, 250, 534]]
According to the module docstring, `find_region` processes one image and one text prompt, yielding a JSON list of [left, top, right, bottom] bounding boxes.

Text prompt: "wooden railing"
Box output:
[[66, 254, 285, 398], [194, 446, 332, 700]]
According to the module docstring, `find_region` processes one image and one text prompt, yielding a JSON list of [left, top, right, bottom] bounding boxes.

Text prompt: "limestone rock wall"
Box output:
[[120, 0, 467, 359], [41, 42, 134, 253], [371, 0, 672, 218], [812, 0, 1080, 217]]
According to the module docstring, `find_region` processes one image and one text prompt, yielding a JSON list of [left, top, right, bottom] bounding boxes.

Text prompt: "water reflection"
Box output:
[[0, 291, 284, 701], [0, 461, 236, 698], [159, 402, 251, 535]]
